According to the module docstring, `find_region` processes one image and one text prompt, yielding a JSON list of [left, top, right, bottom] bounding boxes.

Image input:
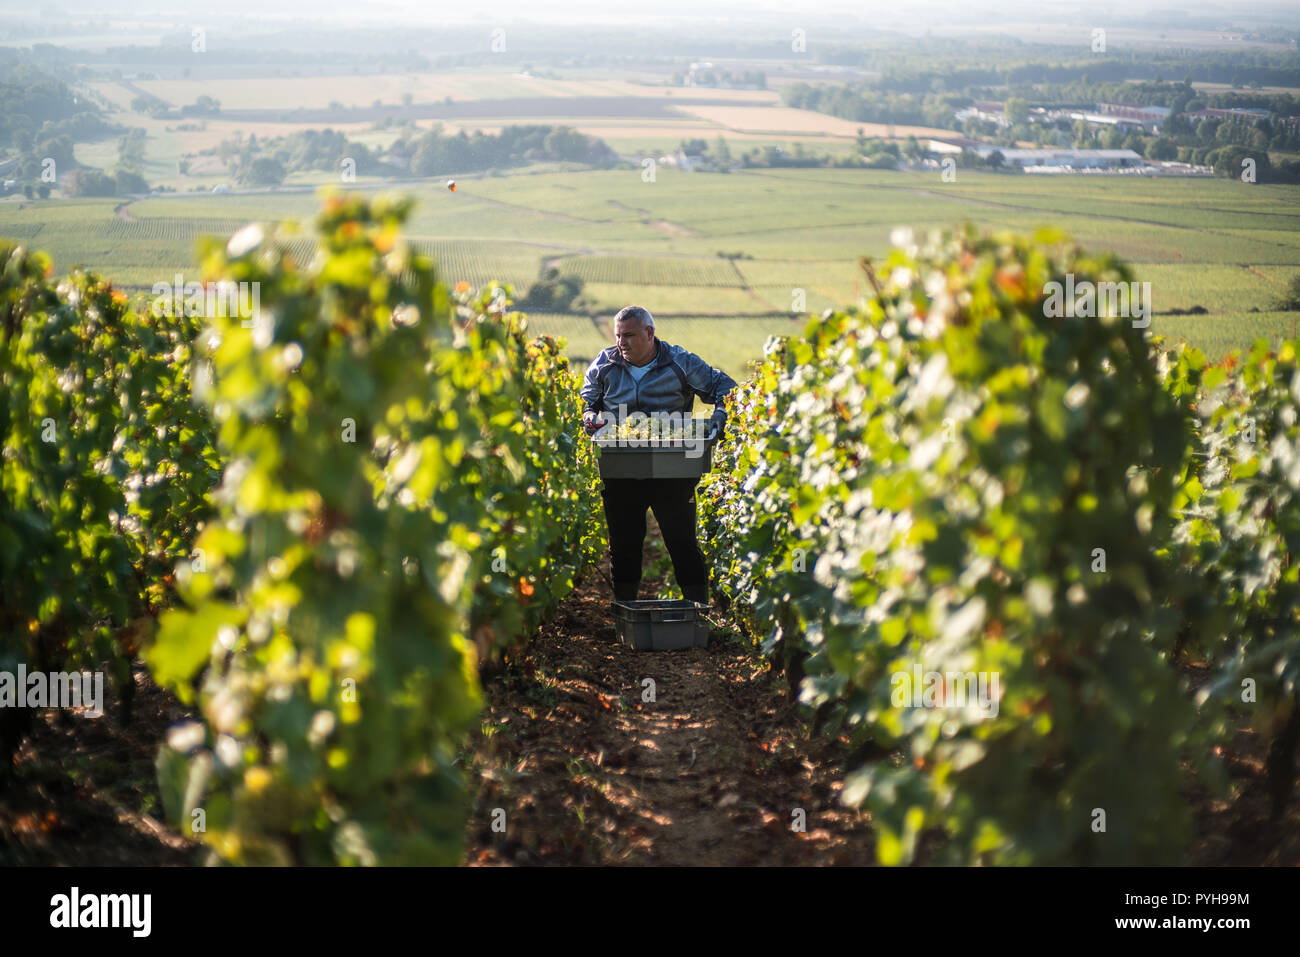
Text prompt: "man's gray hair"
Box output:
[[613, 305, 654, 330]]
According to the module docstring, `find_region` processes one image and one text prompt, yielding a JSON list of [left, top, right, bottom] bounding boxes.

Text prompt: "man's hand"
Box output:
[[706, 408, 726, 441], [582, 410, 607, 434]]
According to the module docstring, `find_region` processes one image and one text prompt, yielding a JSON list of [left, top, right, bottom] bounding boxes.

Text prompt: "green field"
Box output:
[[3, 167, 1298, 375]]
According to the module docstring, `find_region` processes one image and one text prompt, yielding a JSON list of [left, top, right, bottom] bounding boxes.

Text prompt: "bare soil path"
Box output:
[[461, 522, 880, 865]]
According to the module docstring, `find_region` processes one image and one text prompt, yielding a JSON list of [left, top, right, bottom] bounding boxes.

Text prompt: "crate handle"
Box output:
[[659, 613, 692, 622]]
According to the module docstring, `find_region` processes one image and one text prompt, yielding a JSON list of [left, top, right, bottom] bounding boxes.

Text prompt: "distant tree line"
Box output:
[[665, 135, 923, 171], [205, 124, 618, 188], [845, 48, 1300, 94], [131, 94, 221, 119], [0, 61, 139, 195], [783, 83, 960, 129], [401, 124, 617, 175], [518, 268, 587, 312], [67, 167, 149, 197], [2, 64, 117, 166], [215, 129, 392, 186], [0, 63, 89, 144], [669, 70, 766, 89]]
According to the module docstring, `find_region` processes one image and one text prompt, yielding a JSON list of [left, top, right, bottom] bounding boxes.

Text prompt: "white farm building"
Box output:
[[972, 147, 1145, 171]]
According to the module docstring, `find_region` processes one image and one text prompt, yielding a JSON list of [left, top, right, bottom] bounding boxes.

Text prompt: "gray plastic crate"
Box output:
[[593, 419, 717, 479], [612, 599, 711, 650]]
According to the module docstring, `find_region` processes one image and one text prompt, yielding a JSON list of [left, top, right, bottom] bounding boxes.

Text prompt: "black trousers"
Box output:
[[601, 477, 709, 603]]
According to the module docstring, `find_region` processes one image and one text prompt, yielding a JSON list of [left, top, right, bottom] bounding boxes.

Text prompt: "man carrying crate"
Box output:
[[580, 305, 737, 606]]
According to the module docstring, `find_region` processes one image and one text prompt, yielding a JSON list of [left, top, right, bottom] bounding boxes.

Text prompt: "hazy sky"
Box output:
[[0, 0, 1295, 53], [5, 0, 1297, 25]]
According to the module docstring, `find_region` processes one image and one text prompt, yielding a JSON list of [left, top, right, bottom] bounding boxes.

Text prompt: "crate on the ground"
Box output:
[[612, 599, 711, 650]]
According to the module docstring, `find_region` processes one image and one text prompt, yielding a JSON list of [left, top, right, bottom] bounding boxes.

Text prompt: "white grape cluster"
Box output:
[[594, 415, 710, 444]]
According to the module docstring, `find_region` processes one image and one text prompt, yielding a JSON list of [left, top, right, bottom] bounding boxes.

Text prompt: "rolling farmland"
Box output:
[[2, 167, 1297, 375]]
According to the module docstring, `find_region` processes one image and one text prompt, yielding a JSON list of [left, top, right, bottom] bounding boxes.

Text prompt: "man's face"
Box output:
[[615, 317, 656, 366]]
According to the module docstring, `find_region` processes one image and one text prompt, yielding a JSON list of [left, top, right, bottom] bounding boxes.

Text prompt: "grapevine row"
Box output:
[[145, 193, 605, 864], [0, 244, 219, 763], [699, 225, 1298, 865], [2, 194, 605, 866]]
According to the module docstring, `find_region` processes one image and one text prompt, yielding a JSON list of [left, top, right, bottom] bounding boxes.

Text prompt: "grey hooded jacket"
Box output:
[[581, 337, 737, 429]]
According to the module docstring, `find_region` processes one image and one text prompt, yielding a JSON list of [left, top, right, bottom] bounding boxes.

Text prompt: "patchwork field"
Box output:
[[108, 73, 783, 112], [673, 105, 953, 140], [75, 68, 963, 196], [4, 166, 1297, 378]]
